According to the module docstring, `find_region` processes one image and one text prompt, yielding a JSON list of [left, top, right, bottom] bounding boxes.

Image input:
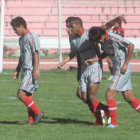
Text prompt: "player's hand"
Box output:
[[85, 57, 99, 65], [58, 62, 64, 69], [121, 63, 128, 74], [13, 71, 19, 80], [33, 70, 39, 80], [118, 16, 127, 24]]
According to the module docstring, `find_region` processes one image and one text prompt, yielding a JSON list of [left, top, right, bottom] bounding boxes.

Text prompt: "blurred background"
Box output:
[[0, 0, 140, 72]]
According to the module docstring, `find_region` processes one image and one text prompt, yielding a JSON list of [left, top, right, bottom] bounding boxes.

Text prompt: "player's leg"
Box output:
[[107, 57, 113, 80], [26, 93, 34, 125], [17, 89, 41, 115], [88, 83, 109, 125], [122, 90, 140, 113], [106, 88, 118, 127]]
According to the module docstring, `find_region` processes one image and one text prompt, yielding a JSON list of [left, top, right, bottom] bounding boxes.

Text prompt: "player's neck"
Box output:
[[23, 29, 29, 36], [78, 28, 85, 37]]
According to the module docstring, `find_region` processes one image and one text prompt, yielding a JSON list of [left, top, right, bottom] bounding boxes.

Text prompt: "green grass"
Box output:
[[0, 69, 140, 140]]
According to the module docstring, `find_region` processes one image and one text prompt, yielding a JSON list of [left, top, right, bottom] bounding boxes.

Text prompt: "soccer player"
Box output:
[[87, 27, 140, 128], [58, 16, 126, 125], [11, 17, 44, 125], [107, 19, 125, 80]]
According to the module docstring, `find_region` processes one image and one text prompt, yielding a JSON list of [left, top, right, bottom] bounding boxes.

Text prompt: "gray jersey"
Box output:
[[69, 29, 102, 74], [101, 32, 131, 74], [19, 30, 40, 71]]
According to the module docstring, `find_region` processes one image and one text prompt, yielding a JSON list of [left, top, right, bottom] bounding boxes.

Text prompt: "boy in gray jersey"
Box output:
[[58, 16, 126, 125], [11, 17, 44, 125], [87, 27, 140, 128]]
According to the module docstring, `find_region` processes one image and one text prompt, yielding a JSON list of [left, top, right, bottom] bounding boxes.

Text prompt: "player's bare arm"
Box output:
[[33, 52, 39, 80], [13, 56, 22, 80], [100, 16, 127, 30], [121, 43, 134, 73], [85, 52, 107, 65], [58, 52, 76, 69]]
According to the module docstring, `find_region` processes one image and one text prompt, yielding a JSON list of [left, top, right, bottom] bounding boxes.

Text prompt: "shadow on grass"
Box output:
[[0, 121, 19, 125], [40, 117, 93, 125]]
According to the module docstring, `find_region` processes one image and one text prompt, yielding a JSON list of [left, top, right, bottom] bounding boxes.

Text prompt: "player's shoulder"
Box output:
[[25, 31, 39, 42]]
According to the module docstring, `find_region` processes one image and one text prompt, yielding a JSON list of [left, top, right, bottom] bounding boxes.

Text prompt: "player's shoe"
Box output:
[[107, 124, 117, 128], [107, 75, 113, 80], [104, 111, 111, 125], [94, 110, 106, 126], [33, 112, 44, 125], [24, 122, 33, 126]]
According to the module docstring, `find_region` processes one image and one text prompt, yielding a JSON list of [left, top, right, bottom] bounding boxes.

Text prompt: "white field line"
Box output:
[[3, 61, 140, 65], [0, 96, 126, 104]]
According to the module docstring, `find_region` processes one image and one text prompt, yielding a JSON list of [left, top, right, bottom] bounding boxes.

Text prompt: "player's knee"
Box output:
[[123, 91, 135, 103], [17, 90, 26, 100], [106, 89, 117, 100]]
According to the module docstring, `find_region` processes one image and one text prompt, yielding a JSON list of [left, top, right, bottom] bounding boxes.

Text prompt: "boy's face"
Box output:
[[12, 25, 24, 36], [66, 21, 81, 37]]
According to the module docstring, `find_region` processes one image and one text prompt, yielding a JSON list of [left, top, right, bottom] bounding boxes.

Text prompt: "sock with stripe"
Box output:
[[107, 98, 117, 126], [27, 108, 34, 123], [130, 98, 140, 113], [22, 96, 41, 115]]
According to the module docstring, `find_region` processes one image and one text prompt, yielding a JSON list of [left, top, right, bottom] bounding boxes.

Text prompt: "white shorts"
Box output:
[[79, 65, 102, 92], [109, 64, 132, 92], [19, 69, 39, 94]]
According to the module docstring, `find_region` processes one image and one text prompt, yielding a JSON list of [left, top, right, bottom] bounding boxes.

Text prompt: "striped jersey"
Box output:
[[113, 26, 124, 37], [19, 30, 40, 71], [101, 32, 131, 74], [69, 29, 101, 74]]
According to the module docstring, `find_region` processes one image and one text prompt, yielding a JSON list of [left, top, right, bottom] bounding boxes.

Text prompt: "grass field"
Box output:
[[0, 69, 140, 140]]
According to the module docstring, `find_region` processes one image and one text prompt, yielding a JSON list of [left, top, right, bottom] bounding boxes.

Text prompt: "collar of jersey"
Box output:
[[80, 28, 85, 37], [105, 31, 108, 40], [24, 29, 30, 36]]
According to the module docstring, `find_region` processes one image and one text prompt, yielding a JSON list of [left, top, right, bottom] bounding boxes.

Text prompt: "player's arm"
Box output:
[[58, 52, 76, 69], [85, 52, 107, 65], [33, 51, 39, 80], [100, 16, 127, 30], [13, 56, 22, 80], [121, 43, 134, 74]]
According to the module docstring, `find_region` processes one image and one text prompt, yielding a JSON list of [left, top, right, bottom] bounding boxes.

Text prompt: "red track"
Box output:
[[3, 59, 140, 72]]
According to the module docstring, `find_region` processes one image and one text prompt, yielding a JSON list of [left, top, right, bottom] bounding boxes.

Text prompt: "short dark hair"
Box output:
[[10, 16, 27, 28], [89, 26, 106, 43], [65, 17, 83, 27]]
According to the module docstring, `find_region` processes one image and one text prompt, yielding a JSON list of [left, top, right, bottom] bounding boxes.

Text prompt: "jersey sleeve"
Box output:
[[29, 33, 40, 53], [69, 37, 77, 55]]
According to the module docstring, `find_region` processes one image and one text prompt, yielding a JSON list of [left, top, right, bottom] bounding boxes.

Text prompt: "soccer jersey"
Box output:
[[19, 30, 40, 93], [113, 27, 124, 37], [101, 32, 131, 75], [19, 30, 40, 71], [69, 29, 102, 74]]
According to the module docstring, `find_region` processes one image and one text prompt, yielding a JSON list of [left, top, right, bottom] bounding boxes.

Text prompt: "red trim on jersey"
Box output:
[[24, 29, 30, 36], [29, 32, 37, 50], [105, 31, 108, 40], [113, 27, 124, 37], [80, 28, 85, 36]]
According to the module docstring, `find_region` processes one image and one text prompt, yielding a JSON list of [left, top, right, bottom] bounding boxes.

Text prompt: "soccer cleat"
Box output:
[[94, 110, 106, 126], [33, 112, 44, 125], [104, 111, 111, 125], [107, 124, 117, 128]]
